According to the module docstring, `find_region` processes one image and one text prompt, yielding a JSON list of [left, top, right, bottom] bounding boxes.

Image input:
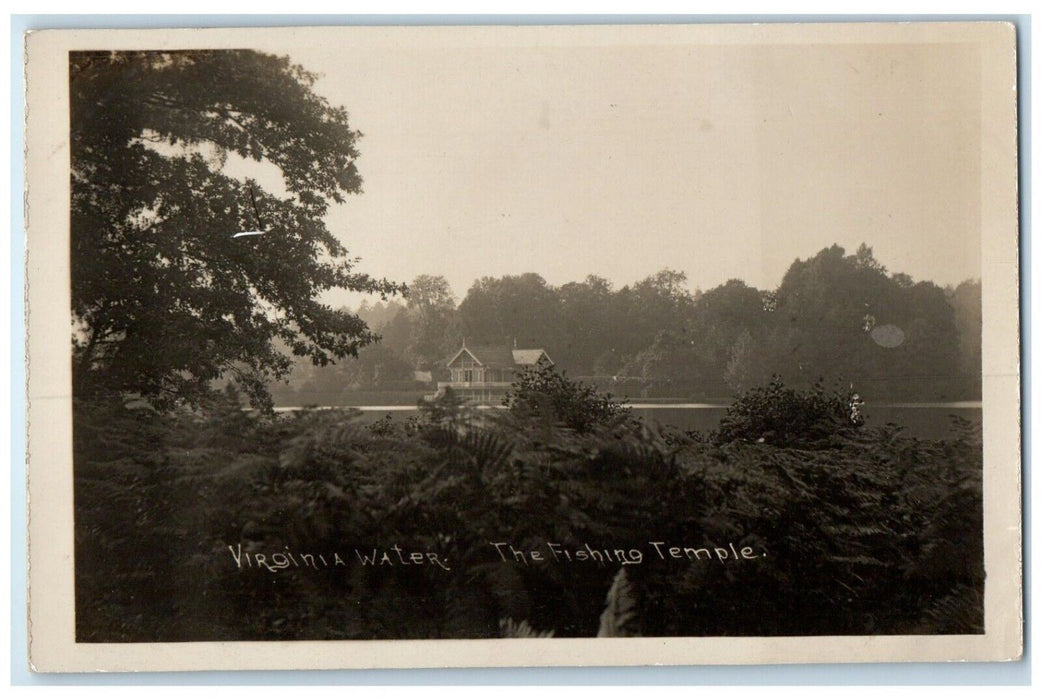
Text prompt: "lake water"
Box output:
[[275, 402, 983, 441]]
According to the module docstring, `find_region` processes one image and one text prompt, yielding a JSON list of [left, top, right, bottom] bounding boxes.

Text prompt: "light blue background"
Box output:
[[9, 13, 1031, 686]]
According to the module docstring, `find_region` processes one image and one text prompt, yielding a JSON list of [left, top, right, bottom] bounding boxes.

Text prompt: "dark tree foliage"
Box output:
[[714, 376, 864, 448], [402, 274, 461, 368], [503, 363, 630, 433], [624, 279, 766, 396], [767, 244, 964, 400], [555, 275, 618, 373], [74, 387, 982, 641], [435, 248, 976, 403], [458, 273, 564, 349], [70, 50, 404, 408]]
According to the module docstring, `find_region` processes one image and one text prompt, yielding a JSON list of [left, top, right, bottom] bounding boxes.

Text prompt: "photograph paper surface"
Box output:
[[24, 22, 1021, 671]]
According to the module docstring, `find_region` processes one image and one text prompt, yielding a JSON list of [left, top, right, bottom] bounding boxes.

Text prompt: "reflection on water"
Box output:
[[274, 403, 983, 441]]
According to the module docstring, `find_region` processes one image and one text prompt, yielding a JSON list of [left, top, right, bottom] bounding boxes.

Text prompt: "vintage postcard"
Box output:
[[25, 22, 1021, 671]]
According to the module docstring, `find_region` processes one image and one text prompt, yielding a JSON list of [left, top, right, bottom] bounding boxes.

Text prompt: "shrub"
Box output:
[[503, 364, 630, 433], [715, 376, 864, 447]]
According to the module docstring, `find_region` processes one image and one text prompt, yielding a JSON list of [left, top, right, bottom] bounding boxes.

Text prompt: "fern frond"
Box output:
[[499, 617, 554, 638], [597, 568, 642, 637]]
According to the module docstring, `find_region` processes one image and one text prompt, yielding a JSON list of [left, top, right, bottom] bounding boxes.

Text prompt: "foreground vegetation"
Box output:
[[75, 376, 983, 641]]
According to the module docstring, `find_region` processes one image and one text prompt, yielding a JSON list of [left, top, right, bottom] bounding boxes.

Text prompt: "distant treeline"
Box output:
[[272, 244, 981, 404]]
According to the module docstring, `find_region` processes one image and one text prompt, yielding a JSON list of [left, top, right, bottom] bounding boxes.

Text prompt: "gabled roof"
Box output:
[[512, 349, 553, 365], [459, 345, 516, 368], [445, 346, 480, 367], [446, 344, 553, 369]]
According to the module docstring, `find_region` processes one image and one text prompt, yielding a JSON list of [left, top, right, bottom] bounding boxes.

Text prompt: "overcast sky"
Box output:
[[243, 30, 983, 307]]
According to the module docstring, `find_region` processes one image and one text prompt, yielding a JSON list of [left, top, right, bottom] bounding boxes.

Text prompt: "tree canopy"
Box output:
[[70, 50, 404, 408], [271, 244, 981, 405]]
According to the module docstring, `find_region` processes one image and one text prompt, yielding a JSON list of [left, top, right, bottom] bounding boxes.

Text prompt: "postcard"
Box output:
[[24, 22, 1021, 671]]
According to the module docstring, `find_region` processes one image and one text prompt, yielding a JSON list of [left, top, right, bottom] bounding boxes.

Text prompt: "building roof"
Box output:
[[512, 349, 553, 365], [446, 344, 553, 369]]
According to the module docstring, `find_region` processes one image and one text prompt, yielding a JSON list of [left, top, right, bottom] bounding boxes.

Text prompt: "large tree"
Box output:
[[767, 244, 962, 399], [70, 50, 403, 408], [404, 274, 460, 367], [458, 273, 563, 349]]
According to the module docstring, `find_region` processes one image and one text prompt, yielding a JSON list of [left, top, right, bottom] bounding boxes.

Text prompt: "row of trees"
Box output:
[[280, 246, 981, 403]]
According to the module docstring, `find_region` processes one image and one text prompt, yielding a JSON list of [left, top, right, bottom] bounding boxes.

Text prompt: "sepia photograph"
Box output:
[[25, 22, 1021, 670]]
